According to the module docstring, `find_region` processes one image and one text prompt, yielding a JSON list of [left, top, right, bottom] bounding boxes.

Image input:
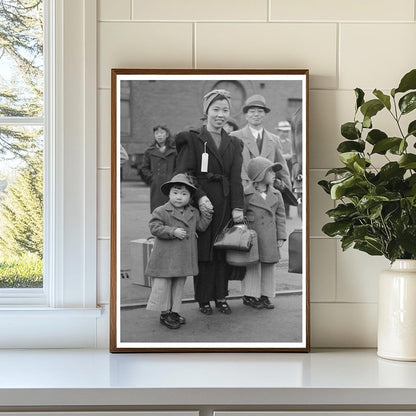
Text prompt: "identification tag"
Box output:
[[201, 142, 209, 172]]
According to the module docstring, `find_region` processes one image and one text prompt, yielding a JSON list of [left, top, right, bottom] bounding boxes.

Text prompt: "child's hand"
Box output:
[[277, 239, 285, 248], [173, 228, 187, 240]]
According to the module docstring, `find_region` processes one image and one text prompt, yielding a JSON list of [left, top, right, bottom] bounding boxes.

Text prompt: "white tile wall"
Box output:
[[96, 0, 416, 347], [98, 90, 111, 168], [270, 0, 415, 22], [196, 23, 338, 89], [132, 0, 269, 21]]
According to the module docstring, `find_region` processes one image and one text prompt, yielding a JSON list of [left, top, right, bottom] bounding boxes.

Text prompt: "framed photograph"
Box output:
[[110, 69, 309, 352]]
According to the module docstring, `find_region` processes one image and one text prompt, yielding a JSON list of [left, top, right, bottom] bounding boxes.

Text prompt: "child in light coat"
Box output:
[[242, 157, 287, 309], [145, 174, 212, 329]]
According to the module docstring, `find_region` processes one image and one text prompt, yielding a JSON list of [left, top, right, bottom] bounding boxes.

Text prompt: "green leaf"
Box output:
[[353, 224, 374, 240], [373, 89, 391, 110], [360, 99, 384, 119], [337, 140, 365, 153], [407, 120, 416, 138], [399, 92, 416, 115], [390, 139, 408, 155], [363, 116, 372, 129], [354, 241, 383, 256], [377, 162, 406, 182], [366, 129, 388, 145], [326, 203, 357, 220], [371, 137, 402, 154], [355, 88, 365, 110], [399, 154, 416, 169], [322, 221, 351, 237], [397, 227, 416, 255], [341, 122, 360, 140], [341, 235, 355, 251], [339, 152, 361, 167], [395, 69, 416, 94], [325, 167, 351, 176], [369, 203, 383, 219], [318, 180, 331, 194]]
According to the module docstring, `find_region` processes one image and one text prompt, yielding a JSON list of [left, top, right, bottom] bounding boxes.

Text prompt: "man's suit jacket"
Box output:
[[230, 125, 291, 188]]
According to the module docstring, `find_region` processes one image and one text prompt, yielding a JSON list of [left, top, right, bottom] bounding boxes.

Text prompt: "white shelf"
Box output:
[[0, 349, 416, 409]]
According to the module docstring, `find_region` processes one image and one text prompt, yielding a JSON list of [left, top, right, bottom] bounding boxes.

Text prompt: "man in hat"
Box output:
[[230, 95, 291, 189]]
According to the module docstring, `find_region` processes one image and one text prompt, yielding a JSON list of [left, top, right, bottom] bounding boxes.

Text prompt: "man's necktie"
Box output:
[[256, 133, 262, 153]]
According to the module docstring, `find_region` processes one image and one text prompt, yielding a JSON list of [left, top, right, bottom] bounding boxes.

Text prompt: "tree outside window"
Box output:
[[0, 0, 44, 288]]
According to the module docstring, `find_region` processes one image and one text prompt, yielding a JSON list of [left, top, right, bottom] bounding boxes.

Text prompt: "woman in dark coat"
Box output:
[[141, 125, 177, 212], [175, 89, 245, 315]]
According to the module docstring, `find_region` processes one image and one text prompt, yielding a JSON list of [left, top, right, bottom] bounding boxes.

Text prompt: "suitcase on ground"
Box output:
[[288, 229, 302, 274], [129, 238, 154, 287]]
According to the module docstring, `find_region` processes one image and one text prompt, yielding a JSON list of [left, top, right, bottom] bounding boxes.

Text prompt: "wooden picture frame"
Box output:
[[110, 69, 310, 352]]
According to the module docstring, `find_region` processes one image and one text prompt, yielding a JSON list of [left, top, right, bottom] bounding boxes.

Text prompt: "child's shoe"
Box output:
[[260, 295, 275, 309], [171, 312, 186, 324], [243, 296, 264, 309], [160, 312, 181, 329]]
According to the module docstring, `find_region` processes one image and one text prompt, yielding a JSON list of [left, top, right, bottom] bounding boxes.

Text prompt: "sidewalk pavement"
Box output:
[[121, 292, 302, 344]]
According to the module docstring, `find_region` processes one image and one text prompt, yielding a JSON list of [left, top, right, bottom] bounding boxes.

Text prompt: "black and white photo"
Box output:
[[110, 69, 309, 352]]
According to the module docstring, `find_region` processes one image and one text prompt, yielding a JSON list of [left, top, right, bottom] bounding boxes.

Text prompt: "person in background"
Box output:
[[223, 117, 239, 134], [230, 95, 291, 190], [275, 120, 293, 217], [145, 174, 212, 329], [141, 125, 177, 212], [290, 107, 303, 217], [174, 89, 244, 315], [242, 157, 286, 310], [120, 144, 129, 165]]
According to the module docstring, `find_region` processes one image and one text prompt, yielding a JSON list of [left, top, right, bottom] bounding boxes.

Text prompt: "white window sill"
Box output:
[[0, 307, 104, 348]]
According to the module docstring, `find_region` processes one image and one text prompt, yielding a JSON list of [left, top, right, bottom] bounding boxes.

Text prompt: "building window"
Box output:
[[0, 0, 45, 292]]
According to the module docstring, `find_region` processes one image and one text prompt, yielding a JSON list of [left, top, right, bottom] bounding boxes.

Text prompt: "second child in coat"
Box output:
[[145, 174, 212, 329], [242, 157, 287, 310]]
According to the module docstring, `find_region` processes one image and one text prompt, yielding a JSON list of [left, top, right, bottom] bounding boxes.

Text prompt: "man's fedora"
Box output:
[[242, 94, 271, 114]]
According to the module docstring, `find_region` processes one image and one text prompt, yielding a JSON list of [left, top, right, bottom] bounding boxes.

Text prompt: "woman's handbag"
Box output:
[[226, 229, 259, 267], [213, 220, 253, 252]]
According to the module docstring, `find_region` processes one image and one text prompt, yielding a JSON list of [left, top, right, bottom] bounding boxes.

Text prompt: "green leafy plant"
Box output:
[[319, 69, 416, 262]]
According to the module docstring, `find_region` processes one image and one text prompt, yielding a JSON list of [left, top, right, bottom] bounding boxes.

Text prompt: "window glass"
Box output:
[[0, 0, 44, 289]]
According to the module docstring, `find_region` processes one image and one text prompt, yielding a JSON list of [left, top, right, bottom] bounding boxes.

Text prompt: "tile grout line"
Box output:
[[336, 22, 340, 90], [267, 0, 271, 22], [193, 22, 197, 69]]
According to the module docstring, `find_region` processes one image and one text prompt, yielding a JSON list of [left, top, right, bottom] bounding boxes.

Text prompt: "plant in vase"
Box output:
[[319, 68, 416, 361]]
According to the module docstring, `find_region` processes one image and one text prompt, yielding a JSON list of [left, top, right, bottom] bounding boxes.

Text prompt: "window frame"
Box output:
[[0, 0, 101, 348]]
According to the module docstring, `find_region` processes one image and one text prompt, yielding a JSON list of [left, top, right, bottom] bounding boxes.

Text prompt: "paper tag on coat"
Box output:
[[201, 142, 209, 172], [201, 153, 209, 172]]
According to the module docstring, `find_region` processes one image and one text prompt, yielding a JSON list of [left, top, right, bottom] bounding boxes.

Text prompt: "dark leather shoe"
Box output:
[[260, 295, 275, 309], [199, 303, 213, 315], [171, 312, 186, 324], [160, 313, 181, 329], [243, 296, 264, 309], [215, 300, 232, 314]]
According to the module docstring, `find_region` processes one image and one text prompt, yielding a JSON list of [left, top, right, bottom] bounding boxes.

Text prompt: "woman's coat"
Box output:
[[244, 184, 287, 263], [145, 202, 212, 277], [141, 144, 177, 212], [175, 126, 244, 262]]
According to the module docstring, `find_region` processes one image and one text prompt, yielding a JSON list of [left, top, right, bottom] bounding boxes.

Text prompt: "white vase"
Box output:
[[378, 259, 416, 361]]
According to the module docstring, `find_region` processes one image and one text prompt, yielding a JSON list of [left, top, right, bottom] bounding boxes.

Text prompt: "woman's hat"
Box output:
[[202, 89, 231, 115], [247, 156, 282, 183], [161, 173, 197, 195], [242, 94, 271, 114]]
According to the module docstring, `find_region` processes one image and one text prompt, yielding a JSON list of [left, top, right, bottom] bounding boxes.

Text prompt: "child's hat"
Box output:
[[247, 156, 283, 182], [161, 173, 197, 195]]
